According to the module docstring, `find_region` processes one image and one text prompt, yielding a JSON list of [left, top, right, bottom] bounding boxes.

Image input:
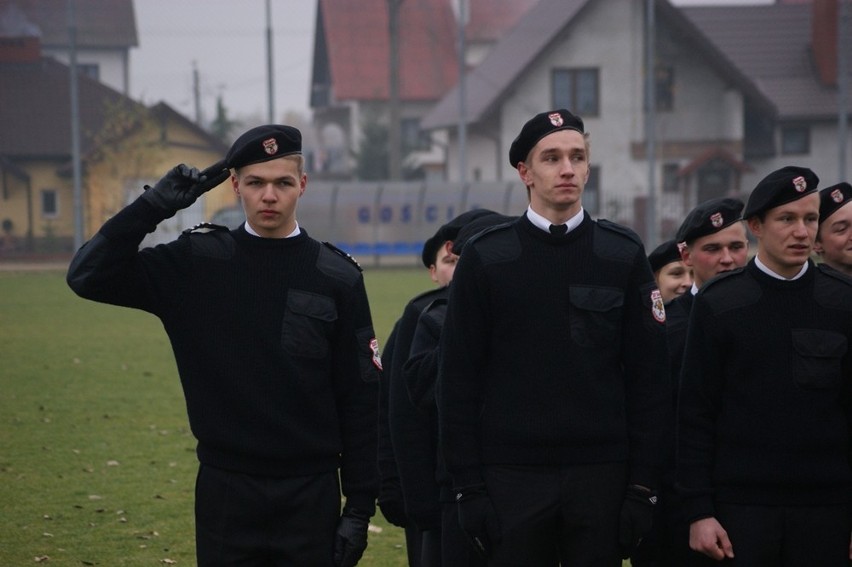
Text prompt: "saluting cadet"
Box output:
[[677, 166, 852, 566], [378, 208, 495, 566], [634, 198, 748, 567], [67, 125, 381, 567], [437, 109, 669, 565], [648, 238, 692, 304], [814, 182, 852, 277]]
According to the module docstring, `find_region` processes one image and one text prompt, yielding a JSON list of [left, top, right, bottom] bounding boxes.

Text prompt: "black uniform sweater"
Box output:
[[437, 213, 670, 489], [67, 198, 380, 511], [676, 260, 852, 523]]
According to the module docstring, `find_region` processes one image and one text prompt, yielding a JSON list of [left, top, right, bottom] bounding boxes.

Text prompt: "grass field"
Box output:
[[0, 266, 431, 567]]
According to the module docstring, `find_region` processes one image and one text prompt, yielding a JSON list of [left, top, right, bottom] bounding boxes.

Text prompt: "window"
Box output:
[[77, 63, 100, 81], [781, 125, 810, 155], [41, 189, 58, 218], [663, 163, 680, 193], [584, 165, 600, 215], [552, 68, 599, 116], [401, 118, 431, 152], [655, 66, 674, 112]]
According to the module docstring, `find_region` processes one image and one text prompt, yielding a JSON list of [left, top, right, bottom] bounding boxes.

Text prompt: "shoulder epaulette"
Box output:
[[466, 221, 514, 248], [596, 218, 643, 245], [182, 222, 229, 235], [817, 263, 852, 285], [700, 266, 745, 291], [409, 286, 447, 306], [321, 242, 363, 272]]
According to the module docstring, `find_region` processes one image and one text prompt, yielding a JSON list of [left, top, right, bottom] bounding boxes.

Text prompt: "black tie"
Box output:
[[549, 224, 567, 236]]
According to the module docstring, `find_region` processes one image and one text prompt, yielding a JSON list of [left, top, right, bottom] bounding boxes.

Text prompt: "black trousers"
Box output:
[[194, 464, 340, 566], [441, 499, 487, 567], [706, 501, 852, 567], [483, 462, 627, 567], [630, 485, 694, 567]]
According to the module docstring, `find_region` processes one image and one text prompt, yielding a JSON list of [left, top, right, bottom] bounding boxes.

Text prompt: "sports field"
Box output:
[[1, 266, 633, 566], [0, 266, 428, 566]]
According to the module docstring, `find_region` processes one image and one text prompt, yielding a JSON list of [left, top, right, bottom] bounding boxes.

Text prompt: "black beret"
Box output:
[[648, 239, 682, 273], [818, 182, 852, 225], [225, 124, 301, 170], [743, 166, 819, 219], [420, 209, 498, 267], [508, 109, 585, 168], [451, 213, 517, 256], [675, 197, 745, 245]]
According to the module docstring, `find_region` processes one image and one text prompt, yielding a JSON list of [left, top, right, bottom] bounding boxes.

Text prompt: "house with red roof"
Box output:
[[309, 0, 537, 179], [420, 0, 850, 241]]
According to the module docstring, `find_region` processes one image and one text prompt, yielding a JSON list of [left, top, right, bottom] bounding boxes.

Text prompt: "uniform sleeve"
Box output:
[[66, 197, 188, 316], [336, 274, 381, 514], [376, 324, 406, 523], [620, 248, 672, 489], [437, 249, 490, 488], [403, 300, 446, 412], [675, 294, 723, 523]]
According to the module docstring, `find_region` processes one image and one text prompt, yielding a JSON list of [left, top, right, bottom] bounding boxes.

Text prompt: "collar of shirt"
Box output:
[[690, 282, 699, 296], [526, 206, 585, 235], [243, 221, 301, 238], [754, 255, 808, 280]]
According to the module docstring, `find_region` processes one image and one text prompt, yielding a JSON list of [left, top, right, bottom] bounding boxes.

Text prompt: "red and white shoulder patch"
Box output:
[[651, 289, 666, 324]]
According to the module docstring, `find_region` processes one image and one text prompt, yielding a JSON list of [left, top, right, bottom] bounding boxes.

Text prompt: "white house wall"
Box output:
[[47, 48, 129, 95]]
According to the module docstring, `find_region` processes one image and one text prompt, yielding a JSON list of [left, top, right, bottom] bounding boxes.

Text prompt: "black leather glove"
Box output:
[[141, 160, 229, 219], [377, 482, 407, 528], [455, 483, 501, 559], [333, 506, 371, 567], [619, 484, 657, 559]]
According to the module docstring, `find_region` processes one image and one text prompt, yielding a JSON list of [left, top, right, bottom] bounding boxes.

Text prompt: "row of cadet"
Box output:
[[66, 109, 852, 567]]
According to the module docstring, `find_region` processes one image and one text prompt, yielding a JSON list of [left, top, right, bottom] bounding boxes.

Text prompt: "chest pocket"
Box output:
[[281, 290, 338, 358], [569, 286, 624, 350], [791, 329, 847, 390]]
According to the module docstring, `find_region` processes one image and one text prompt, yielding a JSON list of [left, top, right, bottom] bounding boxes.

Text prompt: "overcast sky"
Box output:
[[131, 0, 317, 126], [129, 0, 772, 127]]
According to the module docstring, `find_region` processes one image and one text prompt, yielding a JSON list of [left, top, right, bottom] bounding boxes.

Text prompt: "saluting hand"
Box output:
[[141, 160, 229, 219], [690, 516, 734, 561]]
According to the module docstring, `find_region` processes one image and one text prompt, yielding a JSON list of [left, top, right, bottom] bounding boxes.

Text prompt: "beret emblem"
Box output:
[[792, 175, 807, 193], [710, 212, 723, 228], [548, 112, 563, 127], [831, 189, 844, 203], [262, 137, 278, 155]]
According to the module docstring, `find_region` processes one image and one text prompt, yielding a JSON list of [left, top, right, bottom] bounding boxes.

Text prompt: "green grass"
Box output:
[[0, 267, 432, 567]]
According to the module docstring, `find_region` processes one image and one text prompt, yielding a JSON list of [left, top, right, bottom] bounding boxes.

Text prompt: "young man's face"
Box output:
[[747, 193, 820, 278], [655, 260, 692, 303], [681, 222, 749, 288], [815, 201, 852, 274], [517, 130, 590, 221], [232, 157, 306, 238], [429, 240, 458, 287]]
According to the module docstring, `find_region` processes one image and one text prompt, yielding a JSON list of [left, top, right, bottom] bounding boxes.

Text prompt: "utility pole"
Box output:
[[266, 0, 275, 123], [68, 0, 84, 249], [644, 0, 657, 248], [839, 0, 849, 181], [455, 0, 468, 184], [388, 0, 402, 180], [193, 61, 202, 126]]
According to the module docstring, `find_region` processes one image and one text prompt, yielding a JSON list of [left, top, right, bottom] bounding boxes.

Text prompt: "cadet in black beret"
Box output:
[[814, 181, 852, 276], [675, 197, 745, 246], [379, 208, 504, 565], [421, 209, 496, 269], [225, 124, 302, 170], [742, 165, 819, 219], [647, 239, 691, 303], [508, 108, 585, 168], [67, 123, 382, 566], [677, 164, 852, 566]]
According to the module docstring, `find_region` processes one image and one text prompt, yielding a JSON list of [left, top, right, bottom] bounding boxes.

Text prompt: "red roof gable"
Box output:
[[319, 0, 459, 102]]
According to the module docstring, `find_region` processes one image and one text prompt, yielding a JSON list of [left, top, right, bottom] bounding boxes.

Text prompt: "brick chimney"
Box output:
[[812, 0, 838, 86], [0, 35, 41, 63]]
